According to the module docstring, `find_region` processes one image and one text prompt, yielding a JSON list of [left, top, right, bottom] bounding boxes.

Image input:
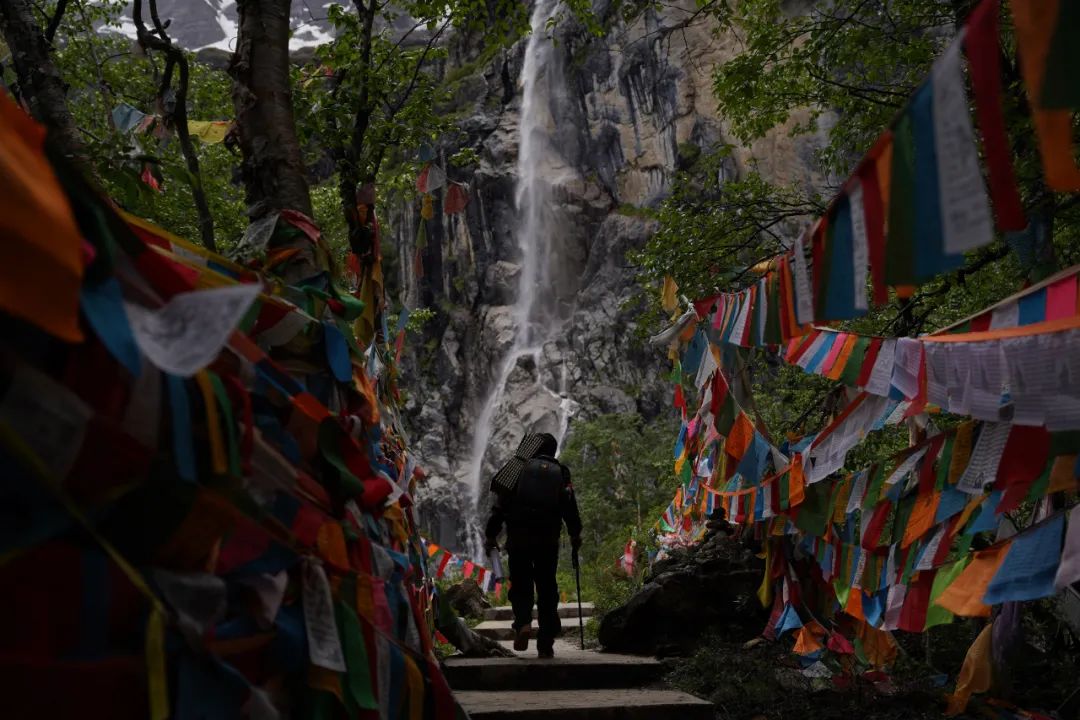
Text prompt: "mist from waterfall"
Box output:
[[461, 0, 579, 558]]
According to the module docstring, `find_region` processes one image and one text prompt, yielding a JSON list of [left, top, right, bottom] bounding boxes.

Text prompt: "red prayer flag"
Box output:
[[436, 552, 452, 578], [855, 339, 883, 387], [995, 426, 1051, 513], [964, 0, 1026, 230]]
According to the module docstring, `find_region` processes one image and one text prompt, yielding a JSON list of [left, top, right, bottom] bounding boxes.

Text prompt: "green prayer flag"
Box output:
[[794, 480, 832, 537], [1022, 463, 1053, 505], [337, 589, 378, 710], [815, 219, 836, 319], [886, 112, 917, 287], [209, 372, 242, 478], [1050, 431, 1080, 456], [925, 557, 970, 629], [715, 394, 738, 436], [935, 437, 954, 492], [416, 218, 428, 250], [318, 419, 366, 498], [900, 542, 919, 586], [891, 494, 917, 546], [839, 336, 870, 386], [1040, 0, 1080, 109], [861, 466, 887, 516]]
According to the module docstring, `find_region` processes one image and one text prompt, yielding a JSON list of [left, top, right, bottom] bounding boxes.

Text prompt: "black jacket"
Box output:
[[485, 456, 582, 547]]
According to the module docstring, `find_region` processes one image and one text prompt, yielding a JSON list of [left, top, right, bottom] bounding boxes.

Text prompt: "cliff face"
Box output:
[[390, 0, 825, 553]]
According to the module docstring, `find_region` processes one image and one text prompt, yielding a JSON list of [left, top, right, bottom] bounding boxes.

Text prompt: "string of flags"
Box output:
[[112, 101, 233, 144], [422, 540, 504, 597], [650, 1, 1080, 714], [1, 90, 456, 719], [678, 262, 1080, 430], [415, 162, 470, 217]]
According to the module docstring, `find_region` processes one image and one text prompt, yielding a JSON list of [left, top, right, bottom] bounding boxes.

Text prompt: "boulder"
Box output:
[[445, 579, 491, 621], [598, 533, 767, 656]]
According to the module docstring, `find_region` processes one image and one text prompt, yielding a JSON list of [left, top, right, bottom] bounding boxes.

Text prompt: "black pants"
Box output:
[[508, 539, 561, 651]]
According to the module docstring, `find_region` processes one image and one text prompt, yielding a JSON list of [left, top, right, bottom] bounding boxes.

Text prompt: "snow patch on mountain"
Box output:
[[113, 0, 336, 52]]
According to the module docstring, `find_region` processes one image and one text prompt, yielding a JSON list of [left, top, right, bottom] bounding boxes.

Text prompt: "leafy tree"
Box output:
[[635, 0, 1080, 339], [294, 0, 529, 256], [560, 413, 680, 567]]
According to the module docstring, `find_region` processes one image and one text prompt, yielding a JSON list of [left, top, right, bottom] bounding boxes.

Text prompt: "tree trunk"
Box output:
[[0, 0, 84, 164], [229, 0, 312, 222], [337, 0, 377, 254]]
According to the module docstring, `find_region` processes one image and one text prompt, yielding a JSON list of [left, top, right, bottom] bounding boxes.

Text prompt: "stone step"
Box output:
[[473, 620, 530, 641], [474, 618, 584, 642], [445, 641, 662, 691], [483, 603, 595, 622], [454, 689, 714, 720]]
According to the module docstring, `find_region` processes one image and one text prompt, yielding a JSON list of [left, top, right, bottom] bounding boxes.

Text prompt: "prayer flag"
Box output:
[[0, 93, 85, 341], [1009, 0, 1080, 189], [983, 514, 1064, 604]]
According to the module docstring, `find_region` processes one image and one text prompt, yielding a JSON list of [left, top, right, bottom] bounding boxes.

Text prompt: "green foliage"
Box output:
[[712, 0, 956, 175], [633, 157, 823, 300], [44, 1, 246, 247], [561, 413, 680, 563], [25, 0, 534, 256]]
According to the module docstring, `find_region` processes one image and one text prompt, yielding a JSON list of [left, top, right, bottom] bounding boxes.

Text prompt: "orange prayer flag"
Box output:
[[934, 543, 1010, 617], [726, 413, 755, 461], [902, 490, 941, 548], [1048, 454, 1078, 494], [875, 136, 893, 225], [793, 622, 826, 655], [826, 334, 860, 380], [316, 520, 349, 572], [844, 586, 865, 621], [0, 92, 85, 342], [945, 622, 994, 716], [855, 621, 897, 668], [788, 458, 806, 508], [1009, 0, 1080, 190]]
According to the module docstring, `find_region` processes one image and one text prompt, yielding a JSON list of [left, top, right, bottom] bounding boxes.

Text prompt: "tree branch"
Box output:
[[43, 0, 67, 42], [133, 0, 216, 251]]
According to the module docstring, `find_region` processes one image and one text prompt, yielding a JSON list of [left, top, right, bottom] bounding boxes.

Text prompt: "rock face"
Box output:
[[391, 0, 824, 554], [597, 533, 766, 655], [444, 579, 492, 621]]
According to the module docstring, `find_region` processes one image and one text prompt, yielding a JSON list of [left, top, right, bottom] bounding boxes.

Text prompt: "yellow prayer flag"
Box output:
[[660, 275, 679, 314], [948, 421, 976, 483], [757, 540, 774, 608], [187, 120, 232, 144]]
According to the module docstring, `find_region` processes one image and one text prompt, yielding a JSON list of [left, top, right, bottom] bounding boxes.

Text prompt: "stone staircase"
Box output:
[[445, 603, 714, 719]]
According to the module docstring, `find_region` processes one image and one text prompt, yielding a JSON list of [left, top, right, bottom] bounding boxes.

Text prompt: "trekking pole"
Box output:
[[573, 547, 584, 650]]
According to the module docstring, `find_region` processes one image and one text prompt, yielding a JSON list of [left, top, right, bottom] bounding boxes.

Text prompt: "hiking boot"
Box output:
[[537, 647, 554, 659], [513, 624, 531, 651]]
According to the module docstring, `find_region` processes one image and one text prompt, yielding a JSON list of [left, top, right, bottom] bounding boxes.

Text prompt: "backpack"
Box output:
[[509, 455, 563, 529]]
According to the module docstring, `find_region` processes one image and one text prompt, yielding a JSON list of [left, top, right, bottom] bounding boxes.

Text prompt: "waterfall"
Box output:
[[462, 0, 578, 555]]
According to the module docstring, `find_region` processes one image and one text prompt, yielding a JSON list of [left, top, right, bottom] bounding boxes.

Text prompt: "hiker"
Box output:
[[485, 432, 582, 658]]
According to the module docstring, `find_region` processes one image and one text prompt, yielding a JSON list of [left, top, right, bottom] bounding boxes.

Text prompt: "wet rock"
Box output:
[[445, 579, 492, 621], [598, 534, 766, 656], [389, 0, 825, 548]]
